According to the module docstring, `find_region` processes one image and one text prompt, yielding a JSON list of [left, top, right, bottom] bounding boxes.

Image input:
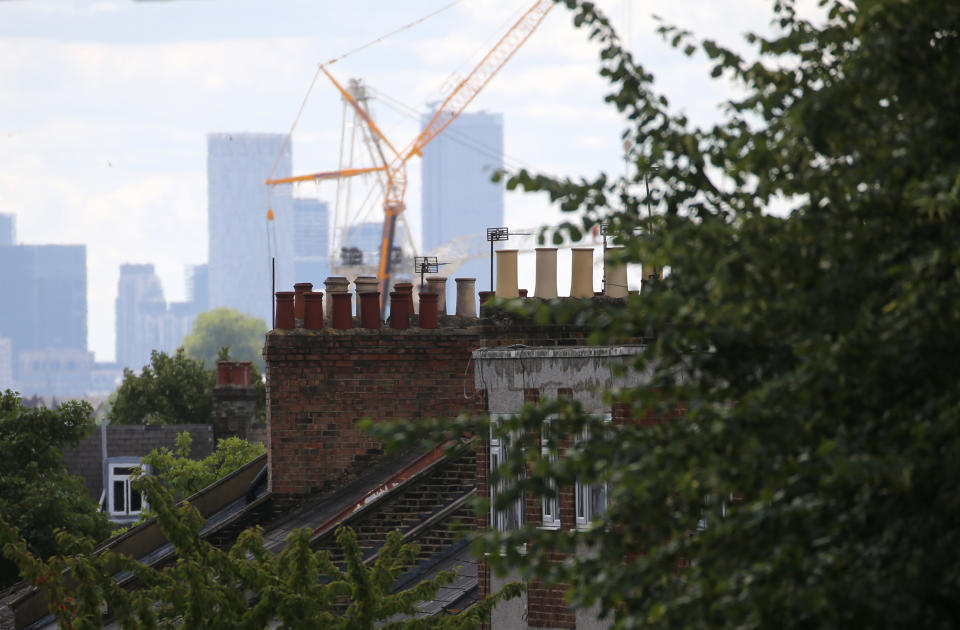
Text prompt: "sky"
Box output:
[[0, 0, 800, 363]]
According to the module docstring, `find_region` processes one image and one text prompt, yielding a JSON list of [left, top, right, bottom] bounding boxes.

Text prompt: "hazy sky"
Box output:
[[0, 0, 792, 362]]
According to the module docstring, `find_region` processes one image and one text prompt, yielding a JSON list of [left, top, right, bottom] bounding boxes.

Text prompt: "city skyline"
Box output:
[[0, 0, 793, 361]]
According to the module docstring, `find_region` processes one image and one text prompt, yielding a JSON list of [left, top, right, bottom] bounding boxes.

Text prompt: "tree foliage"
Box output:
[[108, 347, 266, 425], [376, 1, 960, 629], [108, 349, 214, 425], [0, 391, 111, 588], [183, 308, 267, 373], [1, 476, 522, 629], [142, 431, 266, 501]]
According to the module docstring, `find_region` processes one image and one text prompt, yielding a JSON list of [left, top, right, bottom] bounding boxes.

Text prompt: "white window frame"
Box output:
[[574, 413, 612, 529], [105, 457, 148, 521], [540, 416, 560, 530], [490, 415, 523, 532]]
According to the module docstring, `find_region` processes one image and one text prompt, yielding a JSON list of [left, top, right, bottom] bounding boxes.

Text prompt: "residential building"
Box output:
[[421, 110, 504, 310], [3, 248, 638, 629], [208, 133, 293, 327], [16, 349, 95, 398]]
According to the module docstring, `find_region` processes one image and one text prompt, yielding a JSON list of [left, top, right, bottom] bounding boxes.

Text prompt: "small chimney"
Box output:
[[495, 249, 519, 299], [323, 276, 350, 319], [212, 361, 256, 442], [534, 247, 558, 299], [570, 248, 594, 298], [426, 276, 448, 315], [604, 246, 628, 298], [275, 292, 295, 330], [455, 277, 477, 317]]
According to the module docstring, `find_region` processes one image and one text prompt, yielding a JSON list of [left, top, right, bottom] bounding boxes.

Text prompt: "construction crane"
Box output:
[[266, 0, 554, 311]]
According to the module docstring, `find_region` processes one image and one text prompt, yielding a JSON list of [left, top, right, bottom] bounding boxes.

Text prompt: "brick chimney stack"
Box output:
[[212, 361, 257, 442]]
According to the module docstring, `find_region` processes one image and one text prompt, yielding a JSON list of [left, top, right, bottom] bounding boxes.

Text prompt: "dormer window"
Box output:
[[105, 457, 148, 522]]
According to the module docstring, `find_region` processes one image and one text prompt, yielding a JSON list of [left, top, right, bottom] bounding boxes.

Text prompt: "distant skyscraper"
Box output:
[[116, 263, 201, 372], [208, 133, 293, 327], [421, 111, 503, 307], [0, 338, 12, 391], [293, 197, 329, 286], [0, 244, 87, 369], [0, 213, 14, 245], [115, 264, 166, 371], [186, 264, 209, 313]]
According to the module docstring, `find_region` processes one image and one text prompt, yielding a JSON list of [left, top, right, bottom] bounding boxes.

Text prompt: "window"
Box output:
[[106, 458, 148, 521], [490, 417, 523, 531], [574, 413, 611, 529], [541, 418, 560, 529]]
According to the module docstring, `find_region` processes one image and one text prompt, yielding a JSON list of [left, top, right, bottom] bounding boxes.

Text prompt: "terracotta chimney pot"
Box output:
[[323, 276, 349, 319], [604, 246, 628, 298], [360, 291, 381, 329], [389, 291, 409, 329], [534, 247, 558, 299], [293, 282, 313, 323], [570, 248, 594, 298], [455, 277, 477, 317], [275, 292, 295, 330], [332, 292, 353, 329], [304, 291, 324, 330], [419, 292, 439, 329], [426, 276, 448, 315], [495, 249, 519, 299]]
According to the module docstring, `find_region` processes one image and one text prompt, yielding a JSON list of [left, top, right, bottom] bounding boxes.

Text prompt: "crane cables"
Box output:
[[266, 0, 463, 190]]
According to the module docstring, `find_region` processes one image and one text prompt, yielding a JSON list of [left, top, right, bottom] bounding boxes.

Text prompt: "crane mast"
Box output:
[[267, 0, 554, 308]]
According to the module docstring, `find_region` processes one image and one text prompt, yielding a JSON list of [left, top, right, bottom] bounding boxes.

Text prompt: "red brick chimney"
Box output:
[[212, 361, 257, 442]]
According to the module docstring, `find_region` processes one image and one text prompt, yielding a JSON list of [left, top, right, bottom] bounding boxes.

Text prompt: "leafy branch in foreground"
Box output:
[[1, 475, 521, 629], [378, 0, 960, 628]]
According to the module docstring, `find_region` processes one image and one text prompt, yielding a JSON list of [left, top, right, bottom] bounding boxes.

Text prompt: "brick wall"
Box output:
[[263, 325, 481, 496]]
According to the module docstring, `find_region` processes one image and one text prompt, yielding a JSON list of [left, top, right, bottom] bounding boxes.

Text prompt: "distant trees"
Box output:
[[1, 476, 522, 629], [109, 346, 265, 425], [183, 308, 267, 373], [0, 391, 111, 588], [108, 349, 214, 425]]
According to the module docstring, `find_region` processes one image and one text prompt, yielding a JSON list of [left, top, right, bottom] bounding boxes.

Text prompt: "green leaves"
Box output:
[[1, 478, 521, 629], [0, 391, 111, 588]]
